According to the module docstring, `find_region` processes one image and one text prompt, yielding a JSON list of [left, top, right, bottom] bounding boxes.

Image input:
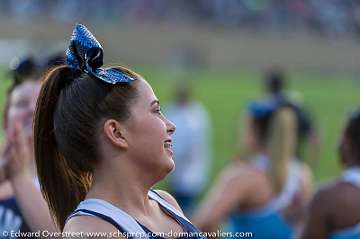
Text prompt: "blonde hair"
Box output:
[[267, 107, 297, 194]]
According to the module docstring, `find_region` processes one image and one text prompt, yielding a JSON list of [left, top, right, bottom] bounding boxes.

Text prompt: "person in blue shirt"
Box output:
[[262, 69, 320, 164], [300, 109, 360, 239], [33, 24, 206, 239], [194, 103, 312, 239]]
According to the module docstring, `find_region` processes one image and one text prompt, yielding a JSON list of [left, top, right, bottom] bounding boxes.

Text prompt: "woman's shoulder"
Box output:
[[64, 214, 125, 238], [316, 178, 360, 202], [309, 177, 357, 212], [225, 160, 267, 179], [211, 161, 267, 193], [296, 162, 313, 186], [153, 190, 184, 215]]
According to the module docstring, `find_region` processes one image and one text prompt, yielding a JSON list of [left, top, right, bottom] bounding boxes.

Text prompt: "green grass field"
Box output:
[[140, 69, 360, 185], [1, 68, 359, 187]]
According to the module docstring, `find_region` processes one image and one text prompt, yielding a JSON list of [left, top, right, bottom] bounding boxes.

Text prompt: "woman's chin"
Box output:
[[158, 158, 175, 180], [167, 158, 175, 173], [163, 155, 175, 170]]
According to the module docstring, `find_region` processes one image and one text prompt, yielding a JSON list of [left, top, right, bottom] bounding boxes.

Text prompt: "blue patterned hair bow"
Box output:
[[66, 24, 136, 84]]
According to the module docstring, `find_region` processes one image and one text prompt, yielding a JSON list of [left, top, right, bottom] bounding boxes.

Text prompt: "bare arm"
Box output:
[[10, 173, 58, 232], [5, 122, 57, 232], [299, 189, 329, 239], [193, 165, 251, 233]]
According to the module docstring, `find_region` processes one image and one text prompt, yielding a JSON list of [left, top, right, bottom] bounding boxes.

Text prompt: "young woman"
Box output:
[[0, 57, 56, 236], [300, 109, 360, 239], [34, 24, 205, 238], [194, 102, 312, 239]]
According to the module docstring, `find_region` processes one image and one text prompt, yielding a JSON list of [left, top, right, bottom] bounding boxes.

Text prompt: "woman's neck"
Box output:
[[86, 158, 157, 217]]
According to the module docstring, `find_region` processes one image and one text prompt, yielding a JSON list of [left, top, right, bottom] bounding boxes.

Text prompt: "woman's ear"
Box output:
[[103, 119, 128, 149]]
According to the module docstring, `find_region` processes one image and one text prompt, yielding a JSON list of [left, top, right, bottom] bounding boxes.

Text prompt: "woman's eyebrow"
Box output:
[[150, 100, 160, 106]]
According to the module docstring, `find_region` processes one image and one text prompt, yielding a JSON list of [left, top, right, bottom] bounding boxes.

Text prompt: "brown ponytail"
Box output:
[[34, 65, 139, 229], [267, 107, 297, 194]]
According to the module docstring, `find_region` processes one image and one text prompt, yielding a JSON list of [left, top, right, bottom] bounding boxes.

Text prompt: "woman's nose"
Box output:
[[165, 118, 176, 135]]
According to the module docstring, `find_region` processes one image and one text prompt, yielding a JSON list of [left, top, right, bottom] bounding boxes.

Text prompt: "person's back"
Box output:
[[301, 174, 360, 239], [300, 110, 360, 239], [195, 106, 312, 239], [261, 69, 319, 165], [225, 155, 311, 239], [322, 181, 360, 239]]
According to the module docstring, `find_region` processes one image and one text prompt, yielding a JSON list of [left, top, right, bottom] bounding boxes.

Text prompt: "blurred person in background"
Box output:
[[194, 102, 312, 239], [300, 109, 360, 239], [0, 56, 57, 236], [165, 84, 211, 216], [40, 52, 66, 73], [238, 68, 320, 168]]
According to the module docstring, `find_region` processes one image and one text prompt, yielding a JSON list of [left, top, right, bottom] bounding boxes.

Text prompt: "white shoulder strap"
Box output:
[[67, 198, 148, 238], [148, 190, 190, 223], [265, 161, 302, 211], [342, 167, 360, 189], [252, 154, 270, 172], [66, 190, 189, 238]]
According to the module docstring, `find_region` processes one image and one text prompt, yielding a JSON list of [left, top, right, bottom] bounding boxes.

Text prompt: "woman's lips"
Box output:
[[164, 140, 173, 156]]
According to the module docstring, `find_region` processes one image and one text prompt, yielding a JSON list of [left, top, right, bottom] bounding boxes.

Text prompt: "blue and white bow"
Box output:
[[66, 23, 136, 84]]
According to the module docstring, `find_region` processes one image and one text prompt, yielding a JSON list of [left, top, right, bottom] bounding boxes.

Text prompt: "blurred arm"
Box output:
[[193, 165, 250, 233], [5, 122, 58, 232], [298, 189, 329, 239], [10, 173, 58, 232]]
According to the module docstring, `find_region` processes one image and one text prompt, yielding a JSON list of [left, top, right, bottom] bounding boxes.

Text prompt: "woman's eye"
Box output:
[[155, 108, 162, 115]]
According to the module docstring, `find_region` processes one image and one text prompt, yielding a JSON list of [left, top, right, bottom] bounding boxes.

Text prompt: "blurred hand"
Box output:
[[3, 120, 34, 182], [0, 135, 14, 184]]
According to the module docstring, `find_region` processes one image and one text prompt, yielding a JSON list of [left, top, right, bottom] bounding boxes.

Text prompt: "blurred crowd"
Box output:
[[1, 0, 360, 39]]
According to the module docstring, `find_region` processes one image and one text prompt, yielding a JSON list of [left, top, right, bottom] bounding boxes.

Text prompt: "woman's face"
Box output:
[[7, 81, 41, 139], [124, 79, 176, 178]]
